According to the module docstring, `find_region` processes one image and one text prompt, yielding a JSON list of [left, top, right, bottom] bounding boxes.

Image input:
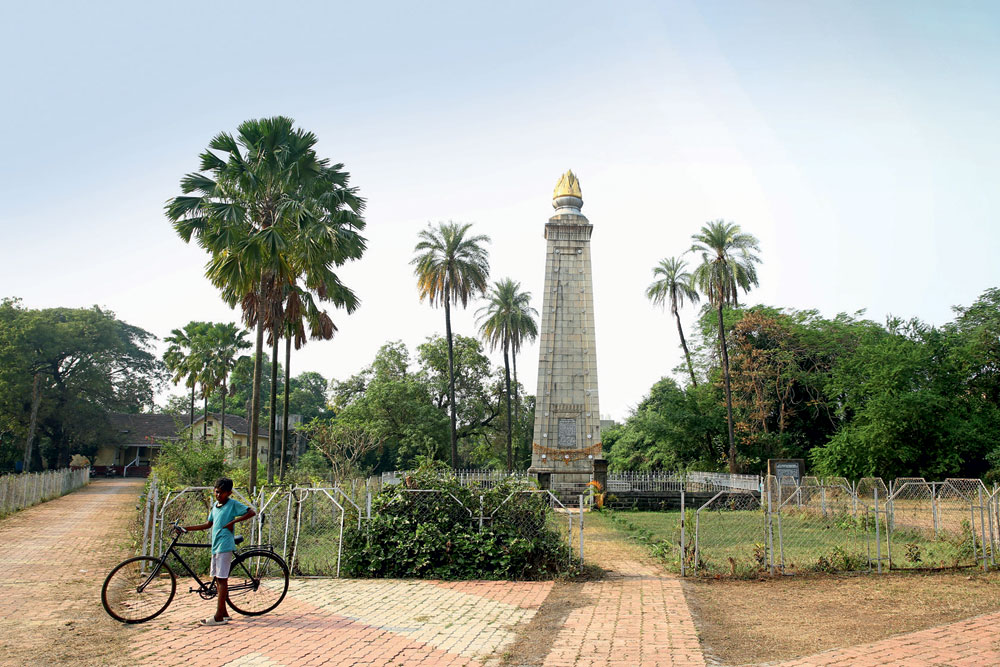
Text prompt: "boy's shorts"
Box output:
[[210, 551, 234, 579]]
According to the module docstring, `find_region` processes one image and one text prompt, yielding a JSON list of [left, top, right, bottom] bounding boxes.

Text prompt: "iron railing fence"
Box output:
[[0, 467, 90, 517], [140, 474, 583, 577], [606, 470, 760, 493]]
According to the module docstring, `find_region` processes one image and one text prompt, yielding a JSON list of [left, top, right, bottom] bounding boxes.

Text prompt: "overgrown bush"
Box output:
[[341, 468, 576, 580], [153, 437, 227, 488]]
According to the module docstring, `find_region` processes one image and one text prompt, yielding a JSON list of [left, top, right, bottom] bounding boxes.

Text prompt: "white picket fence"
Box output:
[[0, 468, 91, 517]]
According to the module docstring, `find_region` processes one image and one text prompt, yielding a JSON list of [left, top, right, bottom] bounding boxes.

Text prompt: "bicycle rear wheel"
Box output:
[[226, 550, 289, 616], [102, 556, 176, 623]]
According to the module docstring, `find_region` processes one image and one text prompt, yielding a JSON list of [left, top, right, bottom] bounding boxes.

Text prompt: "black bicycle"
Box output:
[[101, 520, 289, 624]]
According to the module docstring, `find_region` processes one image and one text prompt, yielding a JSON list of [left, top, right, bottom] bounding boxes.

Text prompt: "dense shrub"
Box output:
[[341, 469, 576, 580]]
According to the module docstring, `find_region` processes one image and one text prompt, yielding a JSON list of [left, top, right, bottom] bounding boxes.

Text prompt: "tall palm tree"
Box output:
[[412, 222, 490, 467], [167, 116, 366, 492], [164, 322, 210, 429], [201, 323, 251, 450], [477, 279, 523, 471], [646, 257, 700, 387], [482, 280, 537, 466], [690, 220, 761, 472]]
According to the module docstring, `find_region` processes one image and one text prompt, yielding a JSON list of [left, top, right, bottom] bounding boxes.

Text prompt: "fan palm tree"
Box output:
[[477, 279, 533, 471], [690, 220, 761, 472], [411, 222, 490, 467], [164, 322, 210, 429], [167, 116, 366, 491], [646, 257, 700, 387]]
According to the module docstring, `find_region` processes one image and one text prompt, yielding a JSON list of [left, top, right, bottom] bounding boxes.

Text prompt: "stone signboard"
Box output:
[[768, 458, 805, 483]]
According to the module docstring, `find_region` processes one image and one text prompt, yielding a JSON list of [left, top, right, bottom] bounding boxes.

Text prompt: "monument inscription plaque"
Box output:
[[558, 418, 577, 447], [768, 458, 805, 483]]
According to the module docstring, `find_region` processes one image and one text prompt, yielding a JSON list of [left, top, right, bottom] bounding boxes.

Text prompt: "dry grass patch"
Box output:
[[684, 569, 1000, 665]]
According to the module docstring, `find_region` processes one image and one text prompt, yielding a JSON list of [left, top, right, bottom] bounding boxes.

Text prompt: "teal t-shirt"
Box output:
[[208, 498, 249, 554]]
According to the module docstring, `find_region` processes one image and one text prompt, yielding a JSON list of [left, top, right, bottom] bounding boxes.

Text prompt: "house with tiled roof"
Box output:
[[95, 412, 271, 476]]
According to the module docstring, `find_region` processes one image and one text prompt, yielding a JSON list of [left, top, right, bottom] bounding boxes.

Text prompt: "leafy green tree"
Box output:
[[604, 378, 725, 471], [411, 222, 491, 467], [0, 301, 164, 469], [646, 257, 700, 387], [417, 334, 502, 448], [330, 342, 449, 471], [811, 319, 1000, 479], [166, 116, 367, 491], [690, 220, 762, 472]]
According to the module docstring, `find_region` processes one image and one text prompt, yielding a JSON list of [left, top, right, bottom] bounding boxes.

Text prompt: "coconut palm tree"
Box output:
[[167, 116, 366, 492], [486, 281, 537, 465], [412, 222, 490, 467], [164, 322, 210, 429], [477, 279, 524, 471], [690, 221, 761, 472], [201, 323, 251, 449], [646, 257, 700, 387]]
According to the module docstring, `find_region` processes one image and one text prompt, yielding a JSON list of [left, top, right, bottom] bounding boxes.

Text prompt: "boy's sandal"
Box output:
[[199, 616, 229, 626]]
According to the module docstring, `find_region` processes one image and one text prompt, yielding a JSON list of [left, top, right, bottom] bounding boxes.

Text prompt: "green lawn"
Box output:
[[602, 508, 979, 577]]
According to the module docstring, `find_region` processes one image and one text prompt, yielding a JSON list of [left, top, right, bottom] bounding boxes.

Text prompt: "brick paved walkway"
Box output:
[[772, 610, 1000, 667], [0, 477, 144, 665], [4, 481, 1000, 666]]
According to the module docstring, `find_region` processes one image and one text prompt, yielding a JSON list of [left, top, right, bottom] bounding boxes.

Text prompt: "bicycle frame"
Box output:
[[138, 530, 274, 597]]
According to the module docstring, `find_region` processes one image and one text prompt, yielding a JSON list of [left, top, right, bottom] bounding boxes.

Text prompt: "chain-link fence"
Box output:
[[614, 474, 1000, 578], [140, 475, 582, 578], [0, 467, 90, 517]]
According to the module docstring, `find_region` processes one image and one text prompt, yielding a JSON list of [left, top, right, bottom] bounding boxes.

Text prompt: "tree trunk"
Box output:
[[267, 333, 279, 484], [23, 373, 41, 473], [717, 304, 737, 472], [511, 350, 520, 463], [189, 382, 195, 428], [220, 377, 227, 450], [673, 304, 698, 387], [203, 392, 208, 440], [249, 319, 264, 493], [503, 338, 512, 472], [444, 294, 458, 467], [280, 334, 291, 481]]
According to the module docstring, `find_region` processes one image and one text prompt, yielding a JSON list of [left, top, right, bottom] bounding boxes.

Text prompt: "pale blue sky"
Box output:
[[2, 1, 998, 419]]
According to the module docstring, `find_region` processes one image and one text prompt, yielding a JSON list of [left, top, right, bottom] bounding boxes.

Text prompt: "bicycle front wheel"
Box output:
[[226, 550, 289, 616], [101, 556, 176, 623]]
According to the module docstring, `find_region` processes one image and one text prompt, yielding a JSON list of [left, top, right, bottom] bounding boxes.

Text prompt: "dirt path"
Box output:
[[0, 478, 144, 666]]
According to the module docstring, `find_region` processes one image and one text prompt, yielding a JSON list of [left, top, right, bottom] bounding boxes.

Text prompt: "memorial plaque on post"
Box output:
[[767, 459, 805, 483]]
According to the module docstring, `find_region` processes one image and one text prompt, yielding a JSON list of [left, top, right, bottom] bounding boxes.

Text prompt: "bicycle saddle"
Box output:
[[235, 536, 244, 545]]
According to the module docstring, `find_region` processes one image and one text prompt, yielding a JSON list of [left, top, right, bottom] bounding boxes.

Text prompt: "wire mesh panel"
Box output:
[[856, 478, 888, 505], [774, 484, 870, 574], [694, 491, 767, 576], [252, 487, 296, 565], [933, 482, 979, 568], [154, 487, 255, 575], [886, 481, 947, 569], [290, 488, 348, 576]]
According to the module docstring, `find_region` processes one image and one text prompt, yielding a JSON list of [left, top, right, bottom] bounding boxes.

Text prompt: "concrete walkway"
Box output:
[[2, 479, 1000, 666]]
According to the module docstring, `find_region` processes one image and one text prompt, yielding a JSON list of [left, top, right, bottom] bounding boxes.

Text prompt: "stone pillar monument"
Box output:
[[528, 171, 601, 495]]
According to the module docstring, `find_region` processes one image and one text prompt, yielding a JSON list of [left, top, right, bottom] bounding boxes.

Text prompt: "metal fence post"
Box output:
[[932, 482, 939, 540], [766, 480, 775, 576], [579, 494, 584, 564], [680, 488, 686, 577], [874, 486, 882, 574]]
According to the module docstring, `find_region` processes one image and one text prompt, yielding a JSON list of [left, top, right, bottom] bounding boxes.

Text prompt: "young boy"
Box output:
[[180, 477, 256, 626]]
